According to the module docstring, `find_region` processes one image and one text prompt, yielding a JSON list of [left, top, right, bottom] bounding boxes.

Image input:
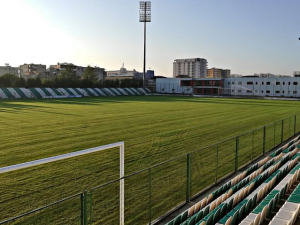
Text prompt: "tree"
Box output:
[[60, 65, 78, 80], [0, 73, 18, 87], [83, 66, 98, 84]]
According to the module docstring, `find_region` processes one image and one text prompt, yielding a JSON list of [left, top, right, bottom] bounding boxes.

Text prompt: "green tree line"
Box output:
[[0, 66, 143, 88]]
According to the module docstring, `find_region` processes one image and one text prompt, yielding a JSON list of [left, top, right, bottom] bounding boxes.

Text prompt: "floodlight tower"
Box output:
[[139, 1, 151, 88]]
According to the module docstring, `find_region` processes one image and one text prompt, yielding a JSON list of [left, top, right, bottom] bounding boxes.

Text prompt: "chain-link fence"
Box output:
[[1, 114, 300, 225]]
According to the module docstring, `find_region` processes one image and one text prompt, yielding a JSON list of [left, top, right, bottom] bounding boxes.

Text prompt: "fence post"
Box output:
[[81, 190, 88, 225], [235, 137, 239, 173], [186, 153, 191, 203], [88, 192, 93, 224], [252, 130, 254, 162], [215, 145, 218, 184], [148, 168, 152, 225], [294, 115, 297, 135], [281, 119, 284, 143], [263, 126, 266, 155]]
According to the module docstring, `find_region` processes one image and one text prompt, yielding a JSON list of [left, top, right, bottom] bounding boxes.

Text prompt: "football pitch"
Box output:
[[0, 96, 300, 224]]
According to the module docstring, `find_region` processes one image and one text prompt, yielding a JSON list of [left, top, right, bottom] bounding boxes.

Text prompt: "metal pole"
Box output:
[[263, 126, 266, 155], [281, 119, 284, 143], [235, 137, 239, 173], [295, 115, 297, 135], [120, 144, 125, 225], [148, 168, 152, 225], [143, 2, 146, 88], [252, 131, 254, 162], [215, 145, 218, 183], [186, 153, 191, 203], [83, 191, 88, 225]]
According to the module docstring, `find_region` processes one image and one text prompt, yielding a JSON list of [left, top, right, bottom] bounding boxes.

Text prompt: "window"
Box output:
[[256, 82, 258, 85], [247, 90, 252, 93], [293, 82, 298, 85], [228, 82, 230, 85], [232, 82, 234, 84], [289, 82, 291, 85], [282, 91, 285, 94], [238, 90, 241, 93], [276, 91, 280, 93], [276, 82, 280, 85], [293, 91, 297, 94], [266, 82, 271, 85], [261, 90, 264, 93], [262, 82, 264, 85], [238, 82, 242, 85], [247, 82, 253, 85], [232, 90, 234, 92], [266, 90, 270, 93], [283, 82, 285, 85]]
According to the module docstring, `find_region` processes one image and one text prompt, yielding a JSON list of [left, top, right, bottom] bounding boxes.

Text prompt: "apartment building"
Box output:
[[20, 63, 47, 78], [49, 63, 105, 81], [173, 58, 207, 78], [0, 64, 19, 77], [207, 68, 231, 78]]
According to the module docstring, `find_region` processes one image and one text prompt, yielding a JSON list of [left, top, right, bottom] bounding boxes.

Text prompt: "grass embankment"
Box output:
[[0, 96, 300, 224]]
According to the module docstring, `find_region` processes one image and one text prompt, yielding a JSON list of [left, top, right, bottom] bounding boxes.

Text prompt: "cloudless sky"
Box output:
[[0, 0, 300, 76]]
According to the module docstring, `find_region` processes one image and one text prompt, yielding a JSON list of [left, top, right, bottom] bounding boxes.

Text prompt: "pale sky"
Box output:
[[0, 0, 300, 77]]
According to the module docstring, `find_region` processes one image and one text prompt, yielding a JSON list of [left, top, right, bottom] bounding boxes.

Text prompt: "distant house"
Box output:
[[0, 64, 19, 77]]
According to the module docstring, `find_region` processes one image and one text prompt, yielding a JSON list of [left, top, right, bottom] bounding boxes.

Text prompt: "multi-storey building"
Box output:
[[0, 64, 20, 77], [106, 64, 138, 79], [20, 63, 47, 79], [173, 58, 207, 78], [207, 68, 230, 78], [49, 63, 105, 81]]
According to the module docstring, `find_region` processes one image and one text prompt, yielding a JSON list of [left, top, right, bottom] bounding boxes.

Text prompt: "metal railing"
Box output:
[[1, 114, 300, 225]]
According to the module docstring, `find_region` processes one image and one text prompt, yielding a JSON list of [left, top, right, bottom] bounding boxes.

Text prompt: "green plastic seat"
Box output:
[[188, 216, 195, 225], [181, 211, 188, 223], [167, 220, 174, 225], [195, 210, 203, 223], [174, 215, 181, 225], [237, 204, 245, 222], [231, 210, 238, 225], [205, 214, 213, 225], [244, 200, 251, 215], [220, 203, 227, 218], [227, 198, 234, 212], [213, 208, 220, 224], [203, 206, 209, 217]]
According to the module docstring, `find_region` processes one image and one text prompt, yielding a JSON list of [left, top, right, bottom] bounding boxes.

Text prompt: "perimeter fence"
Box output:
[[1, 114, 300, 225]]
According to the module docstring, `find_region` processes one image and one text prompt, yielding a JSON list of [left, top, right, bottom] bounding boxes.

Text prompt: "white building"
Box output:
[[0, 64, 19, 77], [173, 58, 207, 78], [156, 77, 300, 98], [224, 77, 300, 97], [106, 64, 137, 78]]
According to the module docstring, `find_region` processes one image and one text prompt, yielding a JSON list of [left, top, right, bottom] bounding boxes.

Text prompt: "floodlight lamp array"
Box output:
[[139, 1, 151, 22]]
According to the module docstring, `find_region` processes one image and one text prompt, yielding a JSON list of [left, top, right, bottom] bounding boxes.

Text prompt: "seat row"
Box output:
[[164, 135, 300, 225], [214, 149, 300, 225], [268, 164, 300, 225], [240, 157, 300, 225]]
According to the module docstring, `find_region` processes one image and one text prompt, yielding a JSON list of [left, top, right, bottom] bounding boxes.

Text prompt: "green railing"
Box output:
[[1, 114, 300, 225]]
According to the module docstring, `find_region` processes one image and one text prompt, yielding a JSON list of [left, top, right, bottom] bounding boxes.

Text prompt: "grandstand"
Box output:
[[161, 136, 300, 225], [0, 87, 151, 99]]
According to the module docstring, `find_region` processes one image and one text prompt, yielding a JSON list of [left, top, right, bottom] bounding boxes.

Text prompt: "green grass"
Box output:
[[0, 96, 300, 224]]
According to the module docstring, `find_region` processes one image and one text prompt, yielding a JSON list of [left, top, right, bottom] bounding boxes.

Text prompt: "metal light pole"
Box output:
[[139, 1, 151, 88]]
